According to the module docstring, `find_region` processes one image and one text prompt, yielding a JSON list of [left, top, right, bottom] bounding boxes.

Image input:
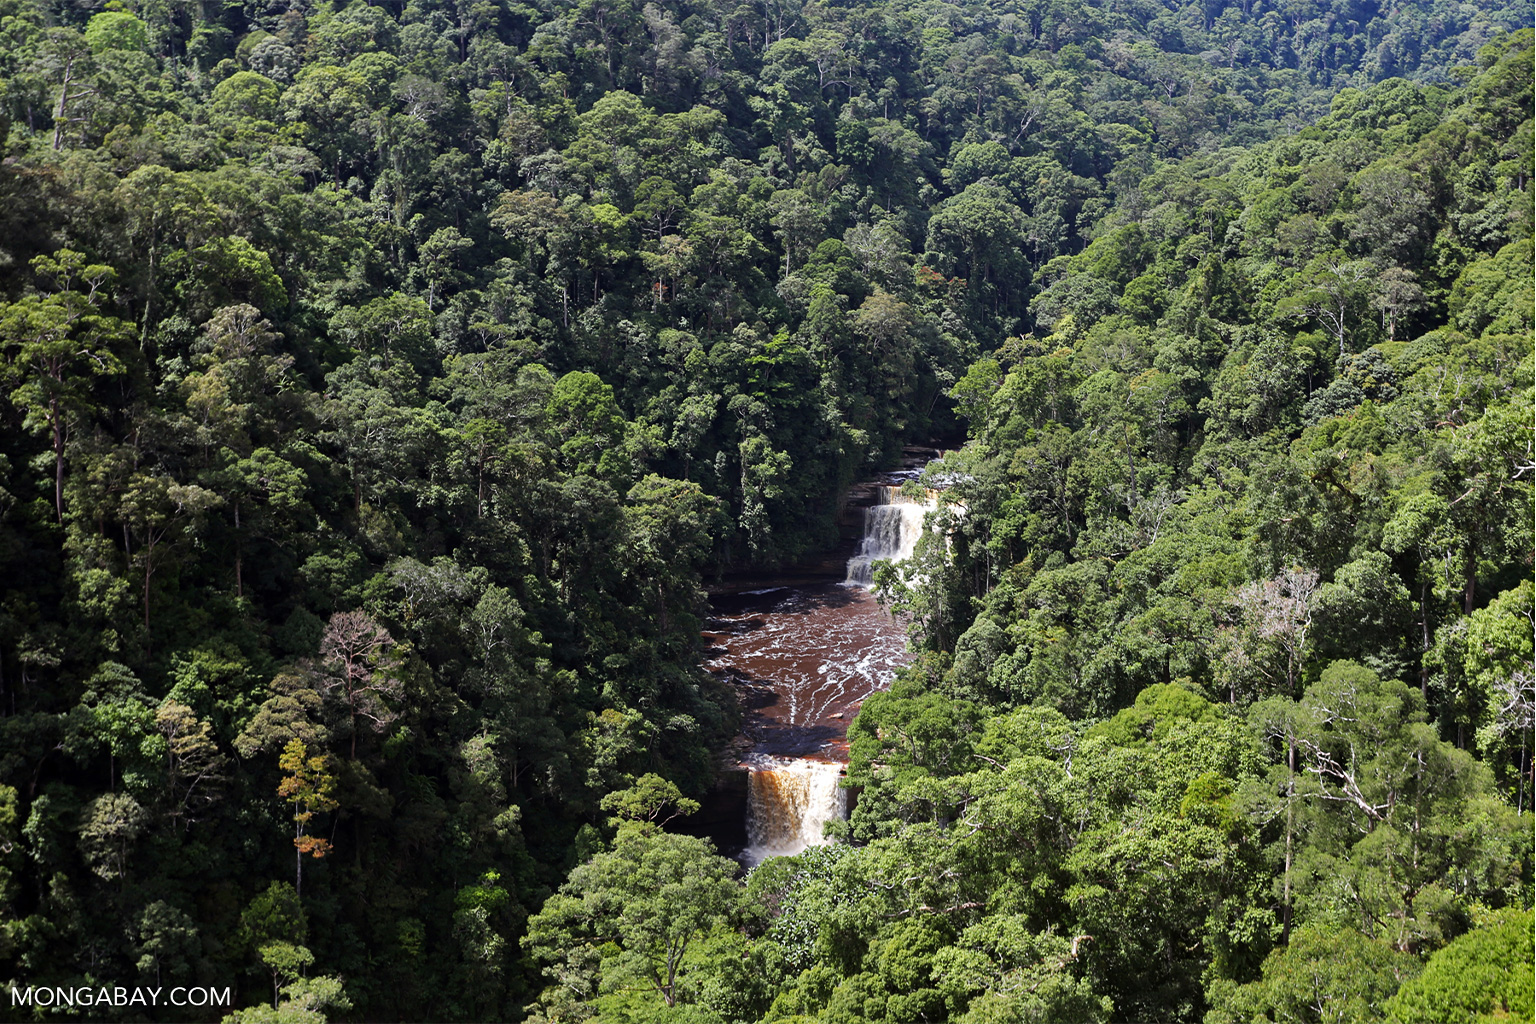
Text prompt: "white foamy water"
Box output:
[[744, 756, 847, 865], [845, 486, 933, 586]]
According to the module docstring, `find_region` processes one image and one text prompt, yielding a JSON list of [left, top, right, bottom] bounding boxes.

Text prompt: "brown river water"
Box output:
[[700, 459, 935, 862], [703, 582, 913, 760]]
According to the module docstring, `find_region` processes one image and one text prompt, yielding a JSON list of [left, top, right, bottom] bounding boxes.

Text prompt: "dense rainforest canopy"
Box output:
[[0, 0, 1529, 1017]]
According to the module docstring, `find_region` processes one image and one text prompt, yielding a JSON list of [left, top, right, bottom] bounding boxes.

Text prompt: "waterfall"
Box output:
[[743, 757, 847, 865], [845, 486, 933, 586]]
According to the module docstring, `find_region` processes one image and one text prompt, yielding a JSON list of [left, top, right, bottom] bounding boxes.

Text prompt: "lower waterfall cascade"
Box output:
[[743, 757, 847, 866]]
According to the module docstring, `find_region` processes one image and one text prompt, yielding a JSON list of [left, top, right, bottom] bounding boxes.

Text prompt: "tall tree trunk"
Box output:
[[1418, 576, 1430, 700], [1462, 541, 1477, 614], [51, 56, 74, 151], [235, 499, 243, 598], [143, 541, 154, 630], [51, 398, 64, 524], [1282, 738, 1295, 942]]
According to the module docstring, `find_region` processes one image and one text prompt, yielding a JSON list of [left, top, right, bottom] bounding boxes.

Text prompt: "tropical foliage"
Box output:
[[0, 0, 1528, 1018]]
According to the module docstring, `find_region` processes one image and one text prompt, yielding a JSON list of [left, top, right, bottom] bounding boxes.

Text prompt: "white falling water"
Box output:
[[743, 757, 847, 865], [845, 486, 933, 587]]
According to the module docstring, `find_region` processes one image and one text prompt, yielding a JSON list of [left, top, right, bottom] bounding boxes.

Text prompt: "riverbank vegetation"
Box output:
[[0, 0, 1528, 1018]]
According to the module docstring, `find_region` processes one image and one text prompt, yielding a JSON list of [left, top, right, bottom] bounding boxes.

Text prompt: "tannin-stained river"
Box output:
[[704, 583, 913, 759], [701, 460, 934, 862]]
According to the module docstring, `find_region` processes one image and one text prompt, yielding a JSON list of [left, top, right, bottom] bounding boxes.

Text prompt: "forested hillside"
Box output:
[[839, 32, 1534, 1023], [0, 0, 1529, 1017]]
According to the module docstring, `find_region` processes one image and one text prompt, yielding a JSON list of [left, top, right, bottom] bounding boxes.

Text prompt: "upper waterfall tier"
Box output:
[[845, 487, 934, 587]]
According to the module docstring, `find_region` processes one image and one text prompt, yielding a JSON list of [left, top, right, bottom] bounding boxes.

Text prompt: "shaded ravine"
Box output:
[[700, 458, 935, 863]]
